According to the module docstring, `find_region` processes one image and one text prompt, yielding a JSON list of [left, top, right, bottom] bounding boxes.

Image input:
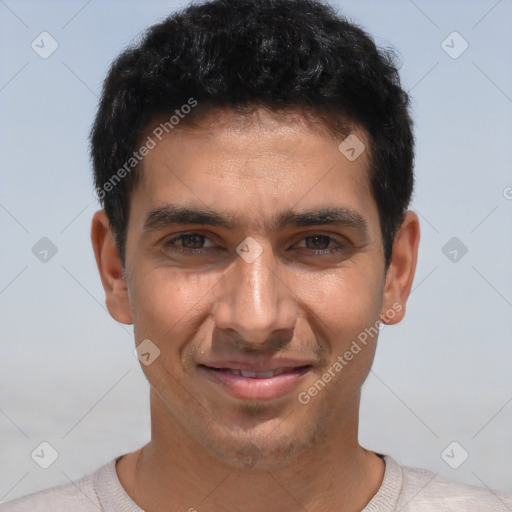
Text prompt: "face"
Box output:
[[93, 108, 417, 469]]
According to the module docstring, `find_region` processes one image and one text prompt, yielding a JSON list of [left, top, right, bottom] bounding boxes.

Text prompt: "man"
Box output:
[[3, 0, 511, 510]]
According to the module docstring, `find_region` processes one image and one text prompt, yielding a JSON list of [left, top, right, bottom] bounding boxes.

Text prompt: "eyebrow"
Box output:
[[143, 204, 369, 236]]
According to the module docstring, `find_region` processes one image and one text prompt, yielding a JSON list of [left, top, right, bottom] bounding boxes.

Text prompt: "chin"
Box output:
[[197, 417, 321, 470]]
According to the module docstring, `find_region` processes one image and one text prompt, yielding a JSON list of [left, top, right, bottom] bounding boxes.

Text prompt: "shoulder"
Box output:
[[397, 461, 512, 511], [0, 468, 101, 512]]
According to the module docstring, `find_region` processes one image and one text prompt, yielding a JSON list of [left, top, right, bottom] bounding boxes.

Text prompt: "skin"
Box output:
[[91, 108, 420, 512]]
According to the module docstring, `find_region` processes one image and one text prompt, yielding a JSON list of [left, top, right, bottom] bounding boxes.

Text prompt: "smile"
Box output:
[[214, 367, 297, 378], [198, 364, 312, 400]]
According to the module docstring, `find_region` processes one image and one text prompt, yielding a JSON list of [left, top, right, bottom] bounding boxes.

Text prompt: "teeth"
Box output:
[[224, 367, 292, 378], [252, 370, 274, 378]]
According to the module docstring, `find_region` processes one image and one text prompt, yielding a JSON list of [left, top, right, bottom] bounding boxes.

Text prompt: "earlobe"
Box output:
[[91, 210, 133, 325], [380, 211, 420, 325]]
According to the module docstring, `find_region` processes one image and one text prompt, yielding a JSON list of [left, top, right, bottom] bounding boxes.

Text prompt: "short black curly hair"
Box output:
[[90, 0, 414, 268]]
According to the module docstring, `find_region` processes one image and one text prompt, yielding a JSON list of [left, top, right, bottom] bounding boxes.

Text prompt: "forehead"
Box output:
[[130, 108, 378, 234]]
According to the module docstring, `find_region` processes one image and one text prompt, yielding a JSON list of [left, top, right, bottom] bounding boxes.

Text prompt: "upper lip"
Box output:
[[199, 359, 313, 372]]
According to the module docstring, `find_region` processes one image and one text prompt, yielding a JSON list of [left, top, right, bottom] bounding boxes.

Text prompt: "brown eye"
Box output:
[[179, 234, 206, 249], [293, 234, 350, 257], [164, 233, 215, 252], [304, 235, 332, 250]]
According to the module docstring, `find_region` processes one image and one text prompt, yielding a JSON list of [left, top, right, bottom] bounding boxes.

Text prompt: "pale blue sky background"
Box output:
[[1, 0, 511, 502]]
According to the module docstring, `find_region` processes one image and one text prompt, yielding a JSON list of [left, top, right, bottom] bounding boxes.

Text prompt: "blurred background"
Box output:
[[1, 0, 511, 502]]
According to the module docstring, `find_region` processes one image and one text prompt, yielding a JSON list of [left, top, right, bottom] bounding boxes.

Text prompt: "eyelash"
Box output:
[[163, 232, 348, 255]]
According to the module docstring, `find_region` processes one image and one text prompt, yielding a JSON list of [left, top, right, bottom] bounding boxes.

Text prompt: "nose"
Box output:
[[212, 240, 297, 347]]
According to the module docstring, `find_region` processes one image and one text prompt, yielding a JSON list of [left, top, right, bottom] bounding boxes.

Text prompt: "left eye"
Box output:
[[295, 235, 347, 254], [295, 235, 338, 251]]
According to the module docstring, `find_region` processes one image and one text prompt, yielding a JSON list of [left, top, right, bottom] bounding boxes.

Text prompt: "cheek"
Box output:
[[286, 273, 383, 428], [128, 268, 220, 344], [300, 266, 384, 349], [294, 270, 383, 413], [127, 269, 221, 404]]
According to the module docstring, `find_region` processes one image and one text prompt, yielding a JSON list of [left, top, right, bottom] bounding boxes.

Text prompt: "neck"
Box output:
[[117, 393, 385, 512]]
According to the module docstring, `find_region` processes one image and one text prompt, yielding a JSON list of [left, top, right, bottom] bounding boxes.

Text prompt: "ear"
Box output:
[[380, 210, 420, 325], [91, 210, 133, 325]]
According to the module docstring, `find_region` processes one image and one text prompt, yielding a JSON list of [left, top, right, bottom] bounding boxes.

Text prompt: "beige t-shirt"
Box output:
[[2, 454, 511, 511]]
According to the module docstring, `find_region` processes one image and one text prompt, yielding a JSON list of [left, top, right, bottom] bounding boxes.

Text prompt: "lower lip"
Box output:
[[199, 366, 311, 401]]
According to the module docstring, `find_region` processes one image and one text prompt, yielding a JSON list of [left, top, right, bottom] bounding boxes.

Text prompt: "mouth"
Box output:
[[198, 364, 312, 400]]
